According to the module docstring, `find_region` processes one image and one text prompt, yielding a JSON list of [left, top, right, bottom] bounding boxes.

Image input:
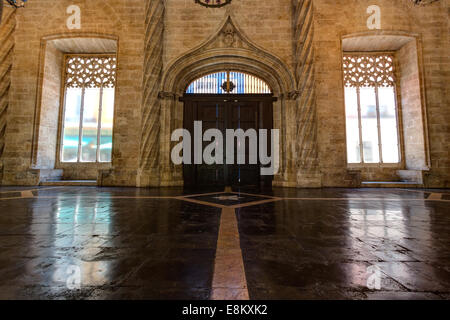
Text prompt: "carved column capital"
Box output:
[[288, 90, 301, 100]]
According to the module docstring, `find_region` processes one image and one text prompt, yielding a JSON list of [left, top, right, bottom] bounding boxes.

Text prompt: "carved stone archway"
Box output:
[[140, 16, 298, 187], [161, 16, 295, 97]]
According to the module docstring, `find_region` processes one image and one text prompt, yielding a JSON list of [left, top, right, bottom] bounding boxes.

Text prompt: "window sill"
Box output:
[[56, 162, 112, 169], [347, 163, 402, 169]]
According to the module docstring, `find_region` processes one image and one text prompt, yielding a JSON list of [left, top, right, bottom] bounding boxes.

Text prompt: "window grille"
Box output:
[[343, 54, 400, 164], [186, 71, 271, 94], [61, 55, 117, 163]]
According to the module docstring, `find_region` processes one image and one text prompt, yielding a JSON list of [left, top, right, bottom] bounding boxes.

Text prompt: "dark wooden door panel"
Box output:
[[184, 101, 226, 186], [183, 95, 273, 187], [228, 101, 260, 187]]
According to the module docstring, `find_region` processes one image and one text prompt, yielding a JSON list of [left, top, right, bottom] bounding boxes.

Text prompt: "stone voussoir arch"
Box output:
[[161, 16, 296, 97], [152, 15, 297, 187]]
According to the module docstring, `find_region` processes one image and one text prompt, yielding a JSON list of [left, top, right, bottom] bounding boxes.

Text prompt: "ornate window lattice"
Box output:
[[343, 54, 395, 88], [65, 56, 117, 89]]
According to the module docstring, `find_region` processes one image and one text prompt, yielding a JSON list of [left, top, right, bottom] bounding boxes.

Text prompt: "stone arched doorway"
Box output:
[[182, 71, 275, 187], [140, 16, 296, 187]]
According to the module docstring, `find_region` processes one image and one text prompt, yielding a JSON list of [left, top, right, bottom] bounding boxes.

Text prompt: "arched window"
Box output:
[[343, 54, 400, 164], [186, 71, 272, 94], [61, 55, 117, 163]]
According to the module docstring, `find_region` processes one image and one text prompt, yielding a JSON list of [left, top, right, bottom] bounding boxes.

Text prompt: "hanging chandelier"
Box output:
[[195, 0, 232, 8], [411, 0, 439, 5]]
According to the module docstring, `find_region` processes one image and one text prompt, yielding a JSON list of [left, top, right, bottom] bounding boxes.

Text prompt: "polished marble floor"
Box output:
[[0, 186, 449, 300]]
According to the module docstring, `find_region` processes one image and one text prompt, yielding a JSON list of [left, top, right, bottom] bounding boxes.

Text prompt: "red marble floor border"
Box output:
[[0, 187, 63, 194], [230, 198, 282, 209], [211, 208, 249, 300], [230, 191, 279, 199], [427, 193, 443, 200], [281, 197, 450, 202], [176, 196, 228, 209], [183, 191, 228, 198]]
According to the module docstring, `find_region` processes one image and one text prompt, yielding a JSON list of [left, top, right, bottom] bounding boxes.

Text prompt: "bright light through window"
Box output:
[[343, 54, 400, 164], [61, 56, 116, 163], [186, 71, 271, 94]]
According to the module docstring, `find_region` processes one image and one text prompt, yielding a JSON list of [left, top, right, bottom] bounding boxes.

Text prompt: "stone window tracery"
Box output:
[[343, 54, 395, 88], [65, 56, 117, 89]]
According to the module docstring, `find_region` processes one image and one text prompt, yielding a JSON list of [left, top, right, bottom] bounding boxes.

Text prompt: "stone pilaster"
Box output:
[[0, 8, 15, 183], [292, 0, 321, 187], [138, 0, 165, 187]]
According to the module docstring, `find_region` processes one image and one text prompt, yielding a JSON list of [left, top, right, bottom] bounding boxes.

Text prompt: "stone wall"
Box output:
[[164, 0, 293, 70], [0, 0, 448, 188], [1, 0, 144, 186], [411, 0, 450, 187], [397, 39, 428, 171], [313, 0, 448, 187], [34, 42, 63, 170]]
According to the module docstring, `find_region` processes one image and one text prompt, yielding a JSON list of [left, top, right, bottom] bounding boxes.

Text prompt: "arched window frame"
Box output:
[[343, 53, 402, 165], [60, 54, 117, 163]]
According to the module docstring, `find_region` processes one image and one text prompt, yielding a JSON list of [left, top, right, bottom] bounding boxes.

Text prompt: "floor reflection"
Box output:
[[0, 186, 448, 300], [238, 195, 449, 300], [0, 190, 221, 299]]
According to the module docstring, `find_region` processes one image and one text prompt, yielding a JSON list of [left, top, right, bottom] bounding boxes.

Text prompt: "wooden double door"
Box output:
[[183, 94, 274, 187]]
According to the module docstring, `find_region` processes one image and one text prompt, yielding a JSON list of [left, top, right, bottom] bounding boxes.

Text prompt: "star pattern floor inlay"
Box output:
[[185, 192, 277, 208]]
